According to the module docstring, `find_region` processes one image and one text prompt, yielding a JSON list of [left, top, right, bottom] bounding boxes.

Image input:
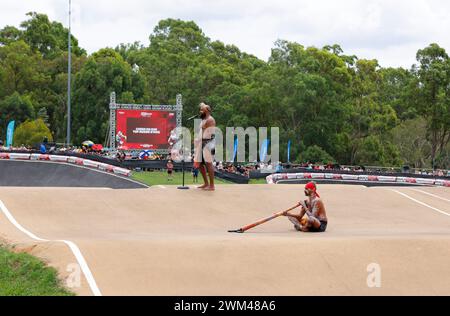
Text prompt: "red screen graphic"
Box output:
[[116, 110, 177, 150]]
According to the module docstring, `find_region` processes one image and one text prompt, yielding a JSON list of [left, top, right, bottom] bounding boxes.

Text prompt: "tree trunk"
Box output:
[[431, 129, 438, 169]]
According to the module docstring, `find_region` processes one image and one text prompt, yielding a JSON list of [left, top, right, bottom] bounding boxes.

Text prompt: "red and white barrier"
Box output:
[[30, 154, 50, 161], [358, 175, 369, 181], [82, 159, 100, 169], [49, 155, 69, 163], [268, 172, 449, 187], [0, 153, 132, 178], [113, 167, 132, 177], [378, 176, 397, 183], [415, 178, 435, 185], [9, 153, 31, 160], [434, 180, 450, 187], [98, 163, 115, 173], [342, 174, 359, 181]]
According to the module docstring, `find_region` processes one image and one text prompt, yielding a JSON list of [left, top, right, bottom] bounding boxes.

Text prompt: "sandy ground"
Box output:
[[0, 184, 449, 296]]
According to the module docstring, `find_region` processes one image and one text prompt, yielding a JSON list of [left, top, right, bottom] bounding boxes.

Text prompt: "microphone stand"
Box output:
[[177, 157, 189, 190]]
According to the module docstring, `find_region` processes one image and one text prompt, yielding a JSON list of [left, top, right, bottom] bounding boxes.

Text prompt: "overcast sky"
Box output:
[[1, 0, 449, 68]]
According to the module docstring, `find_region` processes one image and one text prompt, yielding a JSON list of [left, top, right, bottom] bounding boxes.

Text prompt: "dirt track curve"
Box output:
[[1, 183, 449, 296]]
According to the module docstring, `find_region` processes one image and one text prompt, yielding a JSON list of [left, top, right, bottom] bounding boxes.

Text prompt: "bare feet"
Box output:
[[197, 184, 208, 189], [202, 186, 216, 191]]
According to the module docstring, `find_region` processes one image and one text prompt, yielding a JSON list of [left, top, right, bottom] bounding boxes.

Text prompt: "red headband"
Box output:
[[305, 182, 320, 198]]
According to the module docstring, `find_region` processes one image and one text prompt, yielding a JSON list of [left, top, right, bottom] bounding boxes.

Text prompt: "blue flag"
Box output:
[[287, 140, 291, 162], [232, 137, 238, 162], [260, 139, 270, 163], [6, 121, 15, 148]]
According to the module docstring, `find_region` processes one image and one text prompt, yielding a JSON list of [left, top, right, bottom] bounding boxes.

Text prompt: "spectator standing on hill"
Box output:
[[167, 160, 174, 181], [192, 167, 199, 183]]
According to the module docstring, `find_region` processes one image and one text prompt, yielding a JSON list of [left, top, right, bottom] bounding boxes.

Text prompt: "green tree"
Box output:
[[355, 135, 402, 167], [391, 117, 432, 168], [435, 143, 449, 169], [115, 42, 144, 62], [72, 48, 144, 144], [300, 145, 335, 164], [0, 92, 35, 137], [349, 59, 399, 165], [122, 18, 265, 132], [0, 25, 23, 45], [41, 51, 87, 141], [20, 12, 85, 58], [267, 40, 353, 161], [379, 67, 417, 121], [0, 13, 87, 142], [37, 107, 50, 127], [13, 119, 53, 146], [0, 40, 48, 98], [411, 43, 450, 168]]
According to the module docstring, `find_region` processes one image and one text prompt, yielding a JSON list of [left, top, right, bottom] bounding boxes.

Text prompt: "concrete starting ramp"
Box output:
[[0, 160, 145, 189]]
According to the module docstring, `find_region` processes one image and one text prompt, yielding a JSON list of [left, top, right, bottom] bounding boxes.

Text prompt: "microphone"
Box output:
[[187, 115, 199, 121]]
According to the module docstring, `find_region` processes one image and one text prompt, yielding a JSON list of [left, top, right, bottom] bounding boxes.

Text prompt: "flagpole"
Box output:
[[67, 0, 72, 146], [287, 140, 291, 163]]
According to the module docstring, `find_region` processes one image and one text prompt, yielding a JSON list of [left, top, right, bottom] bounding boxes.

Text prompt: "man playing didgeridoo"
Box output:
[[194, 103, 216, 191], [282, 182, 328, 233]]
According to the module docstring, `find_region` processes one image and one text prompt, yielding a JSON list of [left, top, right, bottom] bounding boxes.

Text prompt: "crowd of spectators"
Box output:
[[0, 143, 34, 152], [216, 162, 284, 177], [285, 162, 450, 177], [1, 142, 448, 178], [293, 162, 364, 172], [215, 161, 450, 178]]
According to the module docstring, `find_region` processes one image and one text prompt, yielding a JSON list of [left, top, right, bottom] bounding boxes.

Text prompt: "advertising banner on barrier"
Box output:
[[416, 178, 435, 185], [9, 153, 30, 160], [49, 156, 69, 163], [116, 110, 177, 151], [266, 172, 449, 187]]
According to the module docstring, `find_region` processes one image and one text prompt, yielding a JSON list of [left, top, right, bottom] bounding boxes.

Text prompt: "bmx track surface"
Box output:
[[0, 160, 449, 296]]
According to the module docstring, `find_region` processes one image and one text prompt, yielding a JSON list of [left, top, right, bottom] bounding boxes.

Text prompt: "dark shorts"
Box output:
[[168, 170, 173, 175], [309, 221, 328, 233]]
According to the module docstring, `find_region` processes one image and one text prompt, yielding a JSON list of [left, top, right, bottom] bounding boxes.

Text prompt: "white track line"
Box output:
[[0, 200, 102, 296], [410, 189, 450, 203], [390, 190, 450, 217]]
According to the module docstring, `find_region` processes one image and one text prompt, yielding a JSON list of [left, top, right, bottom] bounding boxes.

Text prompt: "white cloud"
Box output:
[[1, 0, 449, 67]]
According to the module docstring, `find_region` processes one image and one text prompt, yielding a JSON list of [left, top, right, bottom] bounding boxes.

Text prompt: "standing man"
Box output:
[[167, 160, 174, 182], [192, 167, 199, 183], [194, 103, 216, 191]]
